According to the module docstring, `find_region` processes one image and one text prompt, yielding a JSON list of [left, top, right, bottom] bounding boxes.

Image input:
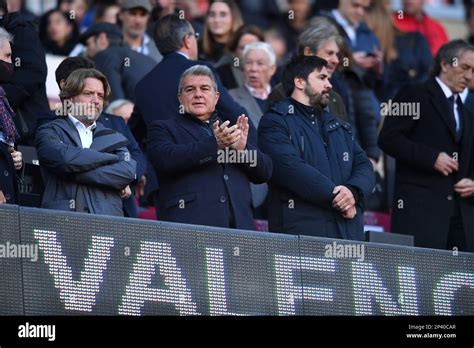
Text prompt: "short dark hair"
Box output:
[[55, 57, 96, 87], [431, 39, 474, 77], [153, 14, 191, 55], [282, 55, 328, 96]]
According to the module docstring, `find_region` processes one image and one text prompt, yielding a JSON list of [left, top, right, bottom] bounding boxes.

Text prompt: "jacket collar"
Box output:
[[176, 112, 220, 140], [53, 116, 107, 147]]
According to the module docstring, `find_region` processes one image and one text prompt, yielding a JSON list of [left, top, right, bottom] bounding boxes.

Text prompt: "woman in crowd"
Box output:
[[215, 25, 264, 90], [40, 9, 79, 56], [199, 0, 243, 64], [364, 0, 432, 102], [0, 28, 22, 204]]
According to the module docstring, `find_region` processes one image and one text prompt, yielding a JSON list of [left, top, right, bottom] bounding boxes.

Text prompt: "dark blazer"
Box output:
[[0, 11, 49, 145], [93, 46, 156, 102], [258, 98, 375, 241], [147, 113, 272, 230], [378, 78, 474, 251], [132, 51, 251, 197]]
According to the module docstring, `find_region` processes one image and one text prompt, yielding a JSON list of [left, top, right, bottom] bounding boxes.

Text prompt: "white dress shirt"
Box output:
[[68, 114, 96, 149]]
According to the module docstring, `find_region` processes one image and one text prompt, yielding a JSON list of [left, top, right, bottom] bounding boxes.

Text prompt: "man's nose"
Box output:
[[325, 79, 332, 90]]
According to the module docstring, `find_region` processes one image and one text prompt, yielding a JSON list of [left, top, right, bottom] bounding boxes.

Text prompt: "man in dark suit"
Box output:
[[147, 65, 272, 229], [379, 40, 474, 252], [80, 22, 156, 103], [131, 14, 251, 217]]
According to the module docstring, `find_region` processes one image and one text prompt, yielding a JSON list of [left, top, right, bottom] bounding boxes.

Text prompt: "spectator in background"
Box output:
[[378, 40, 474, 252], [327, 0, 382, 78], [258, 55, 375, 240], [119, 0, 162, 63], [199, 0, 243, 64], [393, 0, 448, 56], [0, 27, 22, 205], [80, 22, 156, 102], [0, 0, 49, 145], [5, 0, 38, 26], [36, 68, 137, 216], [365, 0, 432, 102], [264, 27, 290, 85], [229, 42, 276, 218], [71, 0, 89, 32], [215, 25, 265, 90], [40, 9, 79, 56], [147, 65, 272, 229], [279, 0, 315, 55], [236, 0, 280, 31], [230, 42, 276, 128], [105, 99, 134, 123], [94, 1, 120, 24]]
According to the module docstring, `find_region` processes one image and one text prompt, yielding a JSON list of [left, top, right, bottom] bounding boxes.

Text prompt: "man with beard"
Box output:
[[35, 68, 137, 216], [258, 55, 375, 240]]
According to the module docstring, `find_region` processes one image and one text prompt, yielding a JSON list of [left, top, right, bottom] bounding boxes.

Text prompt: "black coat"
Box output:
[[378, 78, 474, 251], [0, 12, 49, 145], [258, 98, 375, 240], [147, 113, 272, 230], [0, 141, 17, 204], [93, 46, 156, 103]]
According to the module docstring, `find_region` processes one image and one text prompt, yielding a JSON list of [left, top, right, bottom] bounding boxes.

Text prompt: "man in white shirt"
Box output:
[[35, 68, 136, 216]]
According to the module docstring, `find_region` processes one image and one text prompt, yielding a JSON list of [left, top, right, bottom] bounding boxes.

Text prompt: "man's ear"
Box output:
[[182, 34, 191, 50], [59, 80, 65, 90], [440, 59, 450, 74], [294, 76, 305, 90]]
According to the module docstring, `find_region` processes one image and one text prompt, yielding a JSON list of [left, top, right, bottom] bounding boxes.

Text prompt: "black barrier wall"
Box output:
[[0, 205, 473, 315]]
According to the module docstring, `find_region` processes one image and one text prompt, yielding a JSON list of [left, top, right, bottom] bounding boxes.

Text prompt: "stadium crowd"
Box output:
[[0, 0, 474, 252]]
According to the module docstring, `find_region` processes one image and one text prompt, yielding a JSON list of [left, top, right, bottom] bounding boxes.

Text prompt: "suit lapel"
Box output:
[[176, 114, 209, 141], [427, 79, 457, 141]]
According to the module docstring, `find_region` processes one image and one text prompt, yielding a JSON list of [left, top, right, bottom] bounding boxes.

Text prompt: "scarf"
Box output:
[[0, 86, 18, 144]]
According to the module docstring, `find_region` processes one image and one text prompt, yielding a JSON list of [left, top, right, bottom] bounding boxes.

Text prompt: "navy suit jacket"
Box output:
[[132, 52, 253, 196], [147, 113, 272, 230]]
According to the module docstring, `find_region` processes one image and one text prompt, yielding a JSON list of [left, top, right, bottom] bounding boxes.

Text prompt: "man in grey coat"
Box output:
[[36, 68, 136, 217]]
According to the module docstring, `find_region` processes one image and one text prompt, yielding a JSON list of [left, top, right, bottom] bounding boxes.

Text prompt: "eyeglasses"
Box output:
[[188, 32, 200, 40]]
